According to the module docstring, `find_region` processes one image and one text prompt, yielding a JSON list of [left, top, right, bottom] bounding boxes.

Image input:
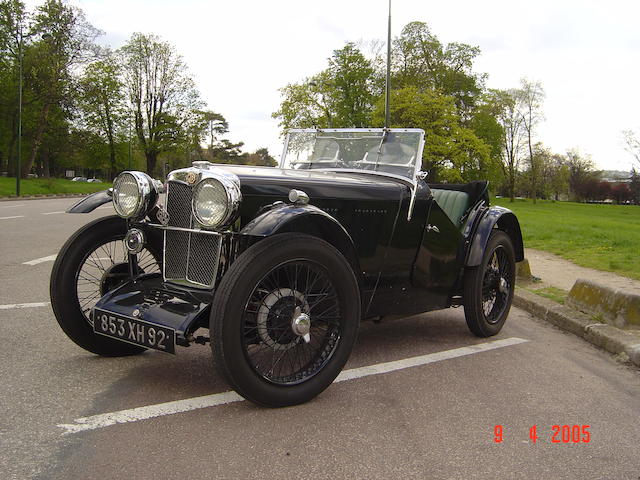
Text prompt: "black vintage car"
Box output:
[[51, 128, 523, 407]]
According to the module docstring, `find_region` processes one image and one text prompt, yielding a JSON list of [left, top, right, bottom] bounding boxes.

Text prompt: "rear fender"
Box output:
[[465, 206, 524, 266], [66, 189, 112, 213], [240, 203, 361, 281]]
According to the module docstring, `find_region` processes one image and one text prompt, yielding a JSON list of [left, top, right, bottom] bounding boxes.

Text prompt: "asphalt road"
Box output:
[[1, 197, 639, 480]]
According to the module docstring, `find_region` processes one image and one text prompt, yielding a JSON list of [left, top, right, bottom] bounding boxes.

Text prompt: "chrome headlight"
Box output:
[[112, 171, 158, 220], [192, 176, 241, 229]]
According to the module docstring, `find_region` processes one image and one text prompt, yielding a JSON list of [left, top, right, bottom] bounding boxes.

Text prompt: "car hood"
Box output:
[[221, 165, 409, 202]]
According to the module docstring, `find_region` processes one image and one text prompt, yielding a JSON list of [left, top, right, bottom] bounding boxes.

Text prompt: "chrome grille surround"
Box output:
[[163, 180, 223, 289]]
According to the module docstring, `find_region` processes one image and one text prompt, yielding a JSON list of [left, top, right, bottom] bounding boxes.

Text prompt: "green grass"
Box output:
[[524, 286, 568, 305], [0, 177, 111, 197], [494, 198, 640, 280]]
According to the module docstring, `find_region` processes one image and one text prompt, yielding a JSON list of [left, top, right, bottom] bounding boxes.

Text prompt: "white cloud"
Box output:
[[36, 0, 640, 170]]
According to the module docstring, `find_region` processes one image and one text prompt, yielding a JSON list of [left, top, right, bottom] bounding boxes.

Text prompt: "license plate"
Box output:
[[93, 308, 176, 354]]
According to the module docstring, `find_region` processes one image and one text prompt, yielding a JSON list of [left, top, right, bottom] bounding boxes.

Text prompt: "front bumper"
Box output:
[[93, 273, 214, 347]]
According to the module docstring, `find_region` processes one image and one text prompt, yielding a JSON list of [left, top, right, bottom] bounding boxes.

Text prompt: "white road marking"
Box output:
[[0, 203, 26, 208], [0, 302, 50, 310], [41, 211, 65, 215], [0, 215, 24, 220], [58, 337, 528, 434], [23, 254, 57, 265]]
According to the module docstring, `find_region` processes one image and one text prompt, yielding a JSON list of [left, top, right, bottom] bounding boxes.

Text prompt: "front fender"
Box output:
[[466, 206, 524, 266], [66, 189, 112, 213], [240, 203, 361, 279]]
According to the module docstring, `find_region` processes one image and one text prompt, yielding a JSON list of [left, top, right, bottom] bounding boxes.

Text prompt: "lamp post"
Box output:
[[16, 22, 23, 196]]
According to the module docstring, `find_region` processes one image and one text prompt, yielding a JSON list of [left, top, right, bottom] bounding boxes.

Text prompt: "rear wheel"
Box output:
[[463, 230, 515, 337], [50, 216, 161, 356], [211, 233, 360, 407]]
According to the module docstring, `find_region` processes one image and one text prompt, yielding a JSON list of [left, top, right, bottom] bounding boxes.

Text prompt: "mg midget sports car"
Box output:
[[50, 128, 524, 407]]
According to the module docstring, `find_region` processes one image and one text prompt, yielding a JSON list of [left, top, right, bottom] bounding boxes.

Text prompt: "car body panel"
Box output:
[[66, 189, 113, 213]]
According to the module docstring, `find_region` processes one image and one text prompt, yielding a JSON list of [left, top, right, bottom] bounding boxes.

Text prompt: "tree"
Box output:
[[273, 43, 374, 131], [0, 0, 28, 176], [566, 148, 595, 201], [519, 78, 544, 203], [490, 89, 525, 201], [622, 129, 640, 168], [373, 87, 490, 182], [78, 53, 125, 179], [21, 0, 100, 177], [120, 33, 203, 175], [326, 43, 374, 127], [630, 169, 640, 205], [548, 153, 569, 201], [393, 21, 484, 118], [611, 183, 631, 204]]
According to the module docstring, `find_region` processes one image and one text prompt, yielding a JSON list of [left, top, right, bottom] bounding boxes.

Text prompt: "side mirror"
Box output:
[[416, 171, 428, 181]]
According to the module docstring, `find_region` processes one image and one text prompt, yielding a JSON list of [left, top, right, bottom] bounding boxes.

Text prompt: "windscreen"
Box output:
[[281, 129, 423, 181]]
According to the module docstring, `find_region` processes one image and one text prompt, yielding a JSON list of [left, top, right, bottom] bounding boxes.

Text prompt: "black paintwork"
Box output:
[[66, 189, 113, 213], [75, 165, 524, 340], [94, 273, 213, 345]]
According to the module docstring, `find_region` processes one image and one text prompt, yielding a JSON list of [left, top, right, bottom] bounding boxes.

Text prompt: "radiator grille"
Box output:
[[164, 181, 221, 288]]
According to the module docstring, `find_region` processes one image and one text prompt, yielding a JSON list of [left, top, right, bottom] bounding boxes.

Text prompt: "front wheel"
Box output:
[[463, 230, 516, 337], [211, 233, 360, 407], [50, 215, 161, 356]]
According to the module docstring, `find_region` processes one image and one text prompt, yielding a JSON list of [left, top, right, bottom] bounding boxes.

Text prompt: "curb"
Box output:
[[514, 287, 640, 367], [0, 194, 87, 202], [567, 279, 640, 327]]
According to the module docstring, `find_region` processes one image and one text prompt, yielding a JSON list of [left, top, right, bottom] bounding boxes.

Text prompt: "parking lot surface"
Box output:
[[1, 198, 639, 480]]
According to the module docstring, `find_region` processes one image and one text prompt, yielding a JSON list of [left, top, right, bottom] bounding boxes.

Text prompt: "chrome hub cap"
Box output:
[[256, 288, 310, 351], [291, 306, 311, 343]]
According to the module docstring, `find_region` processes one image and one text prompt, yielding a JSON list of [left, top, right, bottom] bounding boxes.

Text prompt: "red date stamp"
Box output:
[[494, 425, 591, 443]]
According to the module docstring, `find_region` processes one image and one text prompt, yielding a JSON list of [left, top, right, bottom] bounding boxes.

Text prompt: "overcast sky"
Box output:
[[51, 0, 640, 170]]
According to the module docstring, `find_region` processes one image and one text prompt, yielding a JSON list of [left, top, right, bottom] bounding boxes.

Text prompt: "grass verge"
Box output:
[[523, 285, 568, 305], [0, 177, 111, 197], [495, 198, 640, 280]]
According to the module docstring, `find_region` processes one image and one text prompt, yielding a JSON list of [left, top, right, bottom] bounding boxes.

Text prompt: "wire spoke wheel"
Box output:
[[51, 216, 163, 356], [76, 237, 160, 324], [463, 230, 515, 337], [480, 246, 511, 324], [211, 233, 360, 407], [242, 260, 342, 385]]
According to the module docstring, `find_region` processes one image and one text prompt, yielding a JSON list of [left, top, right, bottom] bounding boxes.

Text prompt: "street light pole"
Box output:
[[16, 22, 23, 196]]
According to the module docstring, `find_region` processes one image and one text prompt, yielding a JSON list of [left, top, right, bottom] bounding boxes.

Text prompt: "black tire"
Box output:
[[50, 215, 161, 356], [211, 233, 360, 407], [463, 230, 516, 337]]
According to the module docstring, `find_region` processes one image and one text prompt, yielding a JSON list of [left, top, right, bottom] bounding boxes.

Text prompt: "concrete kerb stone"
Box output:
[[567, 279, 640, 327], [514, 287, 640, 367]]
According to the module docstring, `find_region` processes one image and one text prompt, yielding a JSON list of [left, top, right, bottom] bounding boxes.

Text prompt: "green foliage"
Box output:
[[392, 21, 484, 117], [273, 43, 374, 130], [120, 32, 204, 175], [372, 87, 490, 182], [78, 53, 126, 179]]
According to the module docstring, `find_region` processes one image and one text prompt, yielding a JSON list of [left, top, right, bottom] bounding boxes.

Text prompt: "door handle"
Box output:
[[426, 224, 440, 233]]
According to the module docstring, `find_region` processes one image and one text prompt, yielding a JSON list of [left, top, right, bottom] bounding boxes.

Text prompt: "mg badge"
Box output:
[[186, 172, 197, 184], [156, 204, 170, 226]]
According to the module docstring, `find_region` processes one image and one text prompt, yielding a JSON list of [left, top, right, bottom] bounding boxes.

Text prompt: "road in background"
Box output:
[[1, 198, 638, 480]]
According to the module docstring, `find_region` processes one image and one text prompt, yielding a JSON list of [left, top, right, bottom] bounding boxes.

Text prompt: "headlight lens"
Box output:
[[192, 178, 229, 228], [112, 171, 157, 219]]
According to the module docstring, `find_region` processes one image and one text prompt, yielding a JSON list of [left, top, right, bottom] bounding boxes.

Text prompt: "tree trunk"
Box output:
[[528, 132, 536, 204], [43, 149, 50, 177], [509, 167, 515, 202], [145, 151, 158, 176], [22, 102, 52, 178]]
